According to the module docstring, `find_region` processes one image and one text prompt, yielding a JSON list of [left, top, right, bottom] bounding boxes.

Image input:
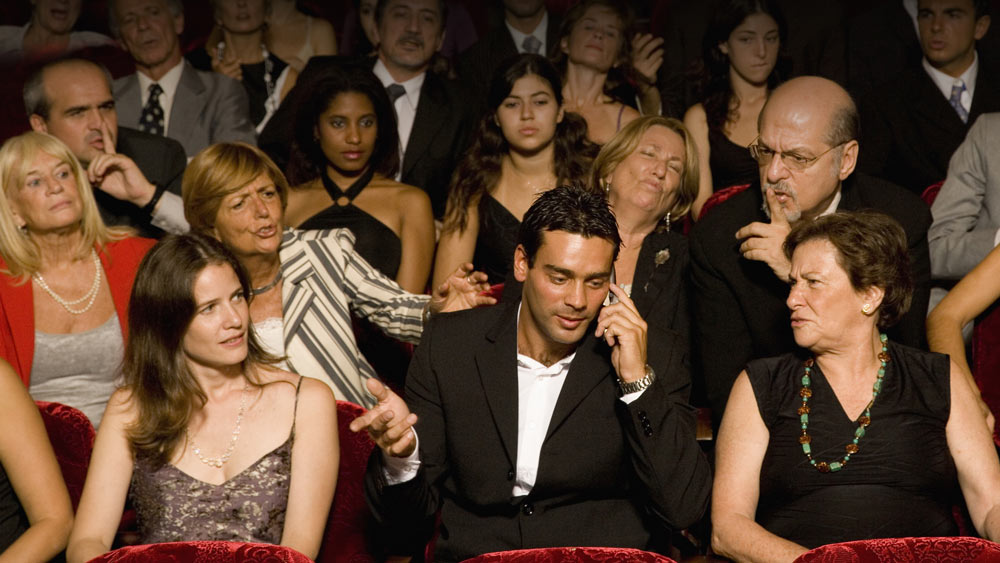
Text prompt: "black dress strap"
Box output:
[[320, 165, 376, 207], [290, 376, 304, 439]]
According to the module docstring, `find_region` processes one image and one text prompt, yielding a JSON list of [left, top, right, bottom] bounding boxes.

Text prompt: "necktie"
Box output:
[[140, 83, 165, 136], [387, 83, 406, 104], [522, 35, 542, 55], [949, 81, 969, 123]]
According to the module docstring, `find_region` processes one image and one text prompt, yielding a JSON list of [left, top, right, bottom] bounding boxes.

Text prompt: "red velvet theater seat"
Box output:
[[461, 546, 677, 562], [35, 401, 95, 510], [316, 401, 377, 563], [794, 536, 1000, 562], [86, 541, 313, 562]]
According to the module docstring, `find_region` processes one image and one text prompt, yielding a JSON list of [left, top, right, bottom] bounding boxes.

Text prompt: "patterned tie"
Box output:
[[140, 83, 165, 136], [522, 35, 542, 55], [949, 81, 968, 123], [386, 83, 406, 104]]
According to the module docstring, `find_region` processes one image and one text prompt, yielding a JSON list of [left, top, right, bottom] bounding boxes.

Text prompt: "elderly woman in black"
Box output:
[[713, 211, 1000, 561]]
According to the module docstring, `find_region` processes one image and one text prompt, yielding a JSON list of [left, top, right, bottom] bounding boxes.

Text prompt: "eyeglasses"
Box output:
[[747, 137, 848, 172]]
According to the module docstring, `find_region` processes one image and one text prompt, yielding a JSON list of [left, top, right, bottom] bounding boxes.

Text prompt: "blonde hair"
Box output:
[[591, 115, 701, 220], [0, 132, 129, 281], [182, 142, 290, 234]]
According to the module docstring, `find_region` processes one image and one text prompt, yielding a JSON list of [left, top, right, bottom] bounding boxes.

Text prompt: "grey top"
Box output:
[[29, 314, 123, 427]]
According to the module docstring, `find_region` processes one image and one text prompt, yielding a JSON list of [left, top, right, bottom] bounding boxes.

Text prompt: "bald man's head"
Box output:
[[754, 76, 860, 222]]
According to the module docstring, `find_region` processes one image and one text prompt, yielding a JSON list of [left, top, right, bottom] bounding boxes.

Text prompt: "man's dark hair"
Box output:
[[825, 95, 860, 148], [23, 58, 115, 119], [975, 0, 990, 19], [375, 0, 448, 31], [517, 185, 621, 267]]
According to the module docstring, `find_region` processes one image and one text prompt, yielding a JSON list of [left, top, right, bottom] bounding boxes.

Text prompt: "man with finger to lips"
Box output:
[[689, 76, 932, 429], [24, 58, 188, 237], [352, 186, 710, 562]]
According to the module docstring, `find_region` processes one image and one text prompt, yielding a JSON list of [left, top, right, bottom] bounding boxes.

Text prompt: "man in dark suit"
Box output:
[[858, 0, 997, 195], [24, 58, 188, 237], [353, 186, 710, 562], [456, 0, 560, 108], [690, 76, 932, 427], [108, 0, 257, 158], [258, 0, 475, 218]]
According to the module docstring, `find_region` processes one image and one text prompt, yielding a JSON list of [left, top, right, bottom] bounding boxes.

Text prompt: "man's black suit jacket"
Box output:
[[97, 126, 186, 238], [689, 174, 932, 426], [365, 299, 711, 562], [257, 55, 476, 217], [859, 54, 1000, 195]]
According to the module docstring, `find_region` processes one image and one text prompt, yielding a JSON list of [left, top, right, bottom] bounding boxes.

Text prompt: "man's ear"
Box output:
[[975, 15, 991, 40], [513, 244, 530, 282], [29, 114, 48, 133], [838, 139, 859, 180], [173, 10, 185, 36]]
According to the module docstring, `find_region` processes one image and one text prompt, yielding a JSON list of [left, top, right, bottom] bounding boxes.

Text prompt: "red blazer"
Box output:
[[0, 237, 155, 386]]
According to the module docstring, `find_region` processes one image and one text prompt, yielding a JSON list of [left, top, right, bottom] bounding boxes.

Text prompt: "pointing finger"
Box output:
[[766, 187, 789, 226], [99, 117, 116, 155]]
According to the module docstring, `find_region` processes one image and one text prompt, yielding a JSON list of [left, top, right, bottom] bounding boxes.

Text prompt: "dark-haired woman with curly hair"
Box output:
[[432, 54, 597, 289], [283, 63, 434, 293], [684, 0, 788, 219]]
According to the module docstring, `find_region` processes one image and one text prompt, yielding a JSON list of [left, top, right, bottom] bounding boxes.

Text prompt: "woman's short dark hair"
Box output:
[[122, 233, 280, 466], [692, 0, 789, 133], [783, 211, 913, 329], [288, 63, 400, 185], [443, 54, 597, 234], [518, 185, 621, 266]]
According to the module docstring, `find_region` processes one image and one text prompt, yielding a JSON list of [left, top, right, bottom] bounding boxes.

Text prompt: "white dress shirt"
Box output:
[[372, 59, 425, 157], [922, 51, 978, 116], [137, 59, 185, 133], [383, 303, 648, 495], [506, 11, 548, 56]]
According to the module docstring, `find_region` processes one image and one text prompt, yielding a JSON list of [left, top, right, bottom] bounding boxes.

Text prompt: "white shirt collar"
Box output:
[[372, 58, 425, 106], [822, 188, 843, 217], [505, 11, 548, 55], [922, 50, 978, 112]]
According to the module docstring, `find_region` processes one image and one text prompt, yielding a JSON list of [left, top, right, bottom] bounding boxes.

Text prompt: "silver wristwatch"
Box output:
[[618, 364, 655, 395]]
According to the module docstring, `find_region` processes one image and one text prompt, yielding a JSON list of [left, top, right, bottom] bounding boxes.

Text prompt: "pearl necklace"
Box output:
[[798, 333, 889, 473], [32, 250, 102, 315], [186, 381, 250, 468]]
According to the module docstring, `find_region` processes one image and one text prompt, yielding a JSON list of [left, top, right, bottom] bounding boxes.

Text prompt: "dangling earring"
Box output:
[[862, 303, 872, 314], [664, 212, 671, 232], [604, 182, 611, 195]]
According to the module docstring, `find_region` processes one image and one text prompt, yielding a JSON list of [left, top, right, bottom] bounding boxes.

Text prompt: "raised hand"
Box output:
[[631, 33, 664, 87], [429, 262, 496, 314], [735, 187, 793, 281], [86, 119, 157, 207], [348, 378, 418, 458], [594, 283, 648, 383]]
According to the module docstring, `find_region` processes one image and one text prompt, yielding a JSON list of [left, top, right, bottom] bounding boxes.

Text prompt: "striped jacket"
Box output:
[[279, 228, 428, 407]]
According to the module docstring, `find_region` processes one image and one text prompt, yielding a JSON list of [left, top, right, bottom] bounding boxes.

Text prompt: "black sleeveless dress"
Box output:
[[708, 128, 758, 191], [472, 194, 520, 286], [297, 167, 402, 280], [747, 342, 959, 549], [0, 463, 26, 552]]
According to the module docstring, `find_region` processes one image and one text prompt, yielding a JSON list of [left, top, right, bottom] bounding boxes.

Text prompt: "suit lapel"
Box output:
[[402, 73, 448, 179], [476, 301, 520, 465], [905, 69, 965, 136], [167, 63, 206, 150], [970, 63, 1000, 123], [545, 334, 609, 442], [116, 75, 142, 128], [631, 230, 672, 319]]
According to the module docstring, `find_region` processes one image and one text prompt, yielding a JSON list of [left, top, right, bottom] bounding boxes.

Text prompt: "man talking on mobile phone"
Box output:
[[352, 185, 710, 562]]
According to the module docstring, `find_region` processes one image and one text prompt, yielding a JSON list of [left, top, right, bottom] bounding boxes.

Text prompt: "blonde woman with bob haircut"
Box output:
[[180, 142, 494, 408], [0, 131, 154, 426], [591, 115, 699, 347]]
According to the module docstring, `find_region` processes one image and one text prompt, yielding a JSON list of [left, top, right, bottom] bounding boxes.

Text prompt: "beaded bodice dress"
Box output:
[[130, 379, 301, 545], [747, 342, 958, 548]]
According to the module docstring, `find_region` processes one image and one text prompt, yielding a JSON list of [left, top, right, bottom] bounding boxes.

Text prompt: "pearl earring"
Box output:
[[862, 303, 872, 314]]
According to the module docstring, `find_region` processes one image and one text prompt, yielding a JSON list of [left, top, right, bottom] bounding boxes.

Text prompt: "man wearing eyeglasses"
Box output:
[[689, 76, 932, 429]]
